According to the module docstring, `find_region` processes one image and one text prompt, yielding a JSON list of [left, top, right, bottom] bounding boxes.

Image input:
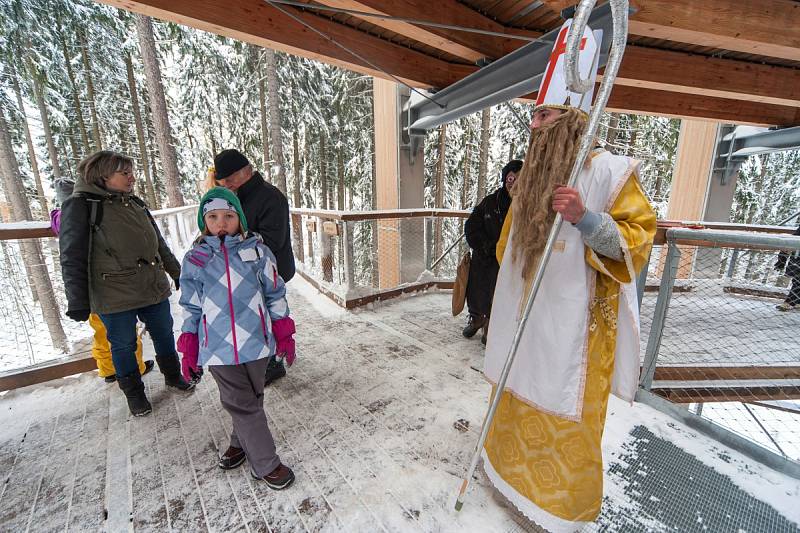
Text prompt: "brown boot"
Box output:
[[251, 463, 295, 490], [218, 446, 246, 470]]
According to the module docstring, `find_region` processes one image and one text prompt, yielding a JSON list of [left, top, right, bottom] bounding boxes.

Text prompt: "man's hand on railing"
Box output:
[[67, 309, 90, 322]]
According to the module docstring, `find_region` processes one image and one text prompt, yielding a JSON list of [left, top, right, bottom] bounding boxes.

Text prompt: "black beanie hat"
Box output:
[[214, 149, 250, 180], [501, 159, 523, 184]]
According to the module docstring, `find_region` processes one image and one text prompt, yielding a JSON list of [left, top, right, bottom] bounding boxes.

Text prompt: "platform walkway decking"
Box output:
[[0, 282, 798, 532]]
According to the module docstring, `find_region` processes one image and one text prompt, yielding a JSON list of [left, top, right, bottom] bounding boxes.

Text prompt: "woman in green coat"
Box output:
[[60, 151, 194, 416]]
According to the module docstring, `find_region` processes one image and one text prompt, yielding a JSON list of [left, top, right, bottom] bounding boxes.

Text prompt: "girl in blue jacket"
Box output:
[[177, 187, 296, 490]]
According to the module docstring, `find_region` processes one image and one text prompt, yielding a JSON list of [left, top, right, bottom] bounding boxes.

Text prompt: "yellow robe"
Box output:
[[486, 174, 656, 528]]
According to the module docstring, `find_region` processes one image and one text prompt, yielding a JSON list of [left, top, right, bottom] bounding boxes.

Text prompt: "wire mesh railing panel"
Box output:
[[0, 237, 92, 372], [653, 244, 799, 367], [291, 214, 467, 302], [640, 230, 800, 464], [0, 207, 197, 375]]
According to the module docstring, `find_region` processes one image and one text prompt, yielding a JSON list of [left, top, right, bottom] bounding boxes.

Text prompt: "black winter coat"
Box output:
[[776, 226, 800, 278], [463, 186, 511, 317], [236, 172, 295, 282]]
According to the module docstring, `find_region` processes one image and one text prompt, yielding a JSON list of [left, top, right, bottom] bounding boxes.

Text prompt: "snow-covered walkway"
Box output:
[[0, 279, 798, 532]]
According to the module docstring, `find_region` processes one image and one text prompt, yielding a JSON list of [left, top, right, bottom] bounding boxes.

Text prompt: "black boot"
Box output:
[[117, 372, 153, 417], [155, 353, 196, 391], [462, 314, 486, 339], [264, 356, 286, 386]]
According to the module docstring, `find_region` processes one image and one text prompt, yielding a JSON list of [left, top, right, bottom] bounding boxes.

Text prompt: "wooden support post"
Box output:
[[373, 77, 401, 289], [664, 119, 719, 278]]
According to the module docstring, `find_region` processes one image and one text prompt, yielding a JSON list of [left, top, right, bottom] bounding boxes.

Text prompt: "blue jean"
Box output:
[[99, 299, 176, 378]]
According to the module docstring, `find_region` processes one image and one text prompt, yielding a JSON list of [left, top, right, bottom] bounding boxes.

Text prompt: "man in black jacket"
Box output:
[[463, 159, 522, 344], [214, 149, 295, 384]]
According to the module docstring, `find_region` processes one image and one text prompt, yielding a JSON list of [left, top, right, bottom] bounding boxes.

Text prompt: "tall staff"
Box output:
[[455, 0, 631, 511]]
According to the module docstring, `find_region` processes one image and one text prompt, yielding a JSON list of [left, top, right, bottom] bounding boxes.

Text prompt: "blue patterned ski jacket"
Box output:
[[178, 233, 290, 366]]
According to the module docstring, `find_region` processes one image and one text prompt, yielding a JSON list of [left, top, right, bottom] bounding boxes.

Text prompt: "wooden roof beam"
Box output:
[[616, 46, 800, 108], [629, 0, 800, 62], [541, 0, 800, 61], [606, 85, 800, 127], [97, 0, 476, 88], [318, 0, 538, 63], [521, 84, 800, 126], [314, 0, 540, 62]]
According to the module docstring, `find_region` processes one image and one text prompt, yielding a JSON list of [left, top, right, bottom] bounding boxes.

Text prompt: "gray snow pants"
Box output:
[[209, 358, 281, 477]]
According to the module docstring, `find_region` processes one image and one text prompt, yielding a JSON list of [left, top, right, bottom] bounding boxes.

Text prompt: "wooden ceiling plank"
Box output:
[[617, 46, 800, 107], [541, 0, 800, 61], [99, 0, 476, 88], [629, 0, 800, 62], [606, 85, 800, 127], [316, 0, 539, 61]]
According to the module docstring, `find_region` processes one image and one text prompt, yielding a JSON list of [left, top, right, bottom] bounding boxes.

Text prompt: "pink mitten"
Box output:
[[177, 332, 201, 382], [272, 317, 296, 367]]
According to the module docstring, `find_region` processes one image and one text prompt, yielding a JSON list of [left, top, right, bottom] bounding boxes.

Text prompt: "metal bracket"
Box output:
[[406, 2, 633, 139], [714, 125, 800, 186]]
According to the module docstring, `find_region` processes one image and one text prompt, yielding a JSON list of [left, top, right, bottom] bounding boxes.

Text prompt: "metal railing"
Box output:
[[639, 227, 800, 465], [0, 206, 196, 385], [289, 208, 470, 308]]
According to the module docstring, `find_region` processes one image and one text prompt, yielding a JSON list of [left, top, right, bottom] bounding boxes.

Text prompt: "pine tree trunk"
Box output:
[[476, 108, 491, 201], [320, 135, 328, 210], [11, 72, 47, 215], [304, 134, 313, 206], [462, 124, 472, 209], [209, 128, 218, 160], [434, 124, 446, 264], [145, 117, 163, 209], [265, 49, 287, 194], [135, 15, 185, 207], [78, 30, 102, 150], [318, 135, 332, 281], [26, 56, 62, 182], [627, 127, 638, 157], [254, 46, 271, 172], [67, 129, 80, 178], [292, 131, 301, 208], [337, 148, 345, 210], [61, 35, 90, 154], [606, 113, 620, 152], [125, 53, 157, 208], [0, 108, 68, 353], [291, 130, 304, 262]]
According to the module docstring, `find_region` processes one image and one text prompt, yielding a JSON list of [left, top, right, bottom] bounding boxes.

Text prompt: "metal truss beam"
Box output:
[[405, 3, 626, 136]]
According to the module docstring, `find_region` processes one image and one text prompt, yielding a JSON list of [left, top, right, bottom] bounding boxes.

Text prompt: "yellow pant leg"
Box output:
[[88, 313, 146, 377], [88, 313, 115, 378]]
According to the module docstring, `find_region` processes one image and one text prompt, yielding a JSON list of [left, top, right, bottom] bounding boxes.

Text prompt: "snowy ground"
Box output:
[[0, 280, 799, 532]]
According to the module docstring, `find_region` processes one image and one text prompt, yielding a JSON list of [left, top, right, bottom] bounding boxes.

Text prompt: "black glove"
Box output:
[[173, 277, 180, 291], [775, 253, 788, 271], [67, 309, 90, 322]]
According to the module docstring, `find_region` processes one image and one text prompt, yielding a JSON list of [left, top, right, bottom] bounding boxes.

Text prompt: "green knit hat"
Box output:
[[197, 187, 249, 233]]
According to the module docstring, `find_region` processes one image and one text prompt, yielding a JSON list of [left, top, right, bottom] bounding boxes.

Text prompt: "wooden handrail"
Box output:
[[0, 213, 795, 243], [289, 207, 471, 221]]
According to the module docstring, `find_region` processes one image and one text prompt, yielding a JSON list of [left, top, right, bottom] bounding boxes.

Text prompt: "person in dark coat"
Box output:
[[463, 159, 522, 344], [775, 225, 800, 311], [60, 150, 194, 417], [213, 149, 295, 384]]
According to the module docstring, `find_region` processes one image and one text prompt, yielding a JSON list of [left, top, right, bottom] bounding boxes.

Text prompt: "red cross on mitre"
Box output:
[[535, 23, 588, 106]]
